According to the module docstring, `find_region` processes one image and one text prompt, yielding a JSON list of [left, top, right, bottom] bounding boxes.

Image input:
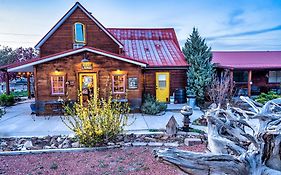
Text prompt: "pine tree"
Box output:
[[182, 28, 214, 105]]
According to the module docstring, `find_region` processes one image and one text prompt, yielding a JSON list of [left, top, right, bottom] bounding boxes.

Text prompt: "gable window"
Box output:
[[112, 74, 126, 94], [74, 22, 86, 43], [51, 75, 65, 95], [268, 71, 281, 83]]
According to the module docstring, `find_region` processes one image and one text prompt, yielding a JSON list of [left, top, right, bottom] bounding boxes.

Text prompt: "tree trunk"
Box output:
[[154, 97, 281, 175]]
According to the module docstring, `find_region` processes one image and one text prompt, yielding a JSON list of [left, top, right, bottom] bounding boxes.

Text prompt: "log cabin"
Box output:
[[4, 2, 187, 115]]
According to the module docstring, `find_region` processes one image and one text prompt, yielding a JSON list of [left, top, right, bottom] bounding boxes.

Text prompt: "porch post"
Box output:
[[27, 72, 31, 99], [247, 70, 252, 97], [5, 71, 10, 95]]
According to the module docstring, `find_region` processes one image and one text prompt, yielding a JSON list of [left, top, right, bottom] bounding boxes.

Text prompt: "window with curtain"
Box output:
[[112, 74, 126, 94], [268, 71, 281, 83], [74, 22, 85, 43], [51, 76, 65, 95]]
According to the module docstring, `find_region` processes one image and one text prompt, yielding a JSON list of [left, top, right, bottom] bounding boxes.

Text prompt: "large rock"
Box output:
[[71, 142, 80, 148], [0, 141, 7, 147], [23, 140, 33, 149], [61, 138, 70, 148], [166, 116, 179, 135], [43, 145, 52, 149], [18, 139, 26, 145]]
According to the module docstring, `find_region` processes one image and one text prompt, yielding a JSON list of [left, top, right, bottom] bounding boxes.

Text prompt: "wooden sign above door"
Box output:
[[81, 62, 93, 70]]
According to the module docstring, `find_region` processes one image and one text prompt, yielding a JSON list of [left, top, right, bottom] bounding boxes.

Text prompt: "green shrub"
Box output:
[[62, 94, 130, 147], [255, 91, 281, 104], [141, 94, 167, 115], [0, 94, 15, 106]]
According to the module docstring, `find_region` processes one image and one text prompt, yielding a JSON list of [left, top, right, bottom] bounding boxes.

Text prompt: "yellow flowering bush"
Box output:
[[62, 94, 130, 147]]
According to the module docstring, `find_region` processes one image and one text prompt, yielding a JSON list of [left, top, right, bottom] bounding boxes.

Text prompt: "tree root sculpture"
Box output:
[[155, 97, 281, 175]]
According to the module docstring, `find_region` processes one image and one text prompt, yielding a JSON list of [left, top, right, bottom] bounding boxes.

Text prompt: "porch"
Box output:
[[230, 69, 281, 97]]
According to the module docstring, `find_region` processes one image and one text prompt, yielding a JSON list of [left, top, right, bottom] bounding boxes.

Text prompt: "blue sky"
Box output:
[[0, 0, 281, 51]]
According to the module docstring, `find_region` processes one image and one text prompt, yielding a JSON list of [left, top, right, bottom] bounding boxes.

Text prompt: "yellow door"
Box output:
[[79, 73, 97, 105], [156, 72, 170, 102]]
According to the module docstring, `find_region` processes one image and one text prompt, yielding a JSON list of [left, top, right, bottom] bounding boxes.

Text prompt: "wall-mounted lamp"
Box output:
[[81, 53, 89, 63], [81, 53, 92, 70], [54, 68, 60, 74]]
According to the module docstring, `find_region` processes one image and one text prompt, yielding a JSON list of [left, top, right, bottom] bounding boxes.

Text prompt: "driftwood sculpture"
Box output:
[[155, 97, 281, 175]]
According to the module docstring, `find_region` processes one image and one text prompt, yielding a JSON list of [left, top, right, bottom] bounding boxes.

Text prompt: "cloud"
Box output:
[[206, 24, 281, 41], [228, 9, 245, 26]]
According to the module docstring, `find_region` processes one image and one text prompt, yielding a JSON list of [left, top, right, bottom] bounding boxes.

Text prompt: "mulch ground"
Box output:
[[0, 144, 206, 175]]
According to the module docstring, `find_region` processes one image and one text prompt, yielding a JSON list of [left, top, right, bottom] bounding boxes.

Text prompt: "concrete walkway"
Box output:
[[0, 100, 204, 137]]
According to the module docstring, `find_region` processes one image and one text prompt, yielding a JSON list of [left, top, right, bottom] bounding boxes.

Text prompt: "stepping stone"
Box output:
[[132, 142, 147, 146], [148, 142, 163, 147], [164, 142, 179, 147], [184, 138, 202, 146]]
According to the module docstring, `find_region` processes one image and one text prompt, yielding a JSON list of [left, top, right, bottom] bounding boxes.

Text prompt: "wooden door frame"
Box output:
[[78, 72, 97, 104]]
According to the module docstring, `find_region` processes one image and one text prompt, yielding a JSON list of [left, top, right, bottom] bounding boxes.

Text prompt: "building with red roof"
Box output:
[[4, 2, 188, 115], [212, 51, 281, 96]]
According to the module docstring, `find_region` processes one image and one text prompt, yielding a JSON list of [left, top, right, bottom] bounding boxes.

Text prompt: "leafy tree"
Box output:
[[0, 45, 38, 82], [182, 28, 214, 104]]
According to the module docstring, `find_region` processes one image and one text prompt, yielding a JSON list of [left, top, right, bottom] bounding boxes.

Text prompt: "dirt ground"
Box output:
[[0, 144, 206, 175]]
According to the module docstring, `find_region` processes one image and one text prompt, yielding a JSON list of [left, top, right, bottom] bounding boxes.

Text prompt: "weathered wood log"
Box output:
[[155, 97, 281, 175]]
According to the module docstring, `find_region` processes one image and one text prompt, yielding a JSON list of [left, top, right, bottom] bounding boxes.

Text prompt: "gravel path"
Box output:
[[0, 144, 206, 175]]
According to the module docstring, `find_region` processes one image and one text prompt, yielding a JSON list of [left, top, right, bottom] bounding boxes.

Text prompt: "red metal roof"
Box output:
[[5, 28, 186, 71], [212, 51, 281, 70], [108, 28, 187, 67]]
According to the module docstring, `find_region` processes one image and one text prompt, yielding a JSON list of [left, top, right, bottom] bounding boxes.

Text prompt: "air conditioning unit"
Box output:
[[73, 43, 85, 49]]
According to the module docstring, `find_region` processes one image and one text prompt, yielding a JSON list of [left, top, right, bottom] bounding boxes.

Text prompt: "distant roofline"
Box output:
[[107, 27, 175, 30], [212, 50, 281, 52]]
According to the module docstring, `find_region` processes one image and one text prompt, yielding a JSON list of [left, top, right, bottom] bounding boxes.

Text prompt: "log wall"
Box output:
[[39, 8, 120, 57], [144, 69, 187, 96], [35, 52, 143, 114]]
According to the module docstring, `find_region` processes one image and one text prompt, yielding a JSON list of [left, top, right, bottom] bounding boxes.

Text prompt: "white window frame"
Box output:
[[74, 22, 86, 43], [51, 76, 65, 95], [268, 71, 281, 83], [112, 74, 126, 94]]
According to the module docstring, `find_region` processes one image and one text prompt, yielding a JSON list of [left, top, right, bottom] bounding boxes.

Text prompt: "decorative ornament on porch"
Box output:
[[155, 96, 281, 175]]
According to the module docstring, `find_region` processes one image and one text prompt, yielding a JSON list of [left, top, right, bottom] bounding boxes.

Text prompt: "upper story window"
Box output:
[[74, 22, 86, 43], [268, 71, 281, 83]]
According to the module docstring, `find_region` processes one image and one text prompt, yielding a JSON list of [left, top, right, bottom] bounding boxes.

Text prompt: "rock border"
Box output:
[[0, 132, 206, 154]]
